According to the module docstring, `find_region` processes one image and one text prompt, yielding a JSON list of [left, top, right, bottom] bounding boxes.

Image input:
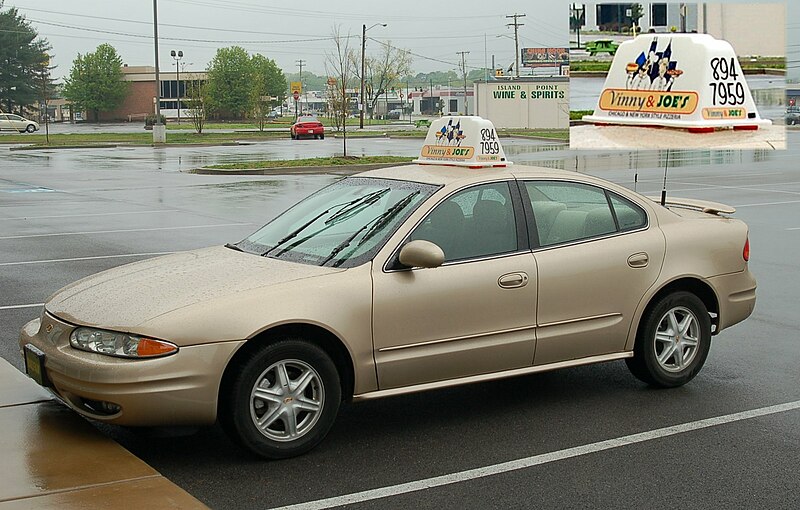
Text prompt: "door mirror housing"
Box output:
[[398, 240, 445, 269]]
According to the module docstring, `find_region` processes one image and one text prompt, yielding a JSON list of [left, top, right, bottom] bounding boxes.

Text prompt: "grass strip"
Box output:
[[205, 155, 415, 170]]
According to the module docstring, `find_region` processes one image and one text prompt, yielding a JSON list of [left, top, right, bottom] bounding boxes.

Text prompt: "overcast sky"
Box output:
[[6, 0, 798, 82], [7, 0, 567, 82]]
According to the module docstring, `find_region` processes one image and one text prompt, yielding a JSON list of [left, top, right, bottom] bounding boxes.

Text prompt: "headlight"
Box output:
[[69, 327, 178, 359]]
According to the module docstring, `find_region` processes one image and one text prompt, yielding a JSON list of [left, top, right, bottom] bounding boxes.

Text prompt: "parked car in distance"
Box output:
[[785, 106, 800, 126], [0, 112, 39, 133], [386, 109, 403, 120], [20, 117, 756, 460], [291, 116, 324, 139]]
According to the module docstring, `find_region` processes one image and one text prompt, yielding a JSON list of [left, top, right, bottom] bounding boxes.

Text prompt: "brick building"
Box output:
[[97, 65, 206, 122]]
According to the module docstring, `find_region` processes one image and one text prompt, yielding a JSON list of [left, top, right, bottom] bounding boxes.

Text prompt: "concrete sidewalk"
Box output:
[[0, 358, 207, 509]]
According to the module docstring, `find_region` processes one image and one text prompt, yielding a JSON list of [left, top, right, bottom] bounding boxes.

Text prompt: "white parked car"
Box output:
[[0, 113, 39, 133]]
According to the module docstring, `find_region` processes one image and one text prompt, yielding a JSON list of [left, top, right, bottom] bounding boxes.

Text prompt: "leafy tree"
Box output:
[[285, 71, 327, 93], [0, 1, 53, 114], [63, 44, 128, 122], [250, 54, 286, 131], [206, 46, 254, 119], [630, 3, 644, 31]]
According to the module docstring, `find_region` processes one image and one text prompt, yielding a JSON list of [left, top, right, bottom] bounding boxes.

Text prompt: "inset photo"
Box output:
[[569, 2, 786, 149]]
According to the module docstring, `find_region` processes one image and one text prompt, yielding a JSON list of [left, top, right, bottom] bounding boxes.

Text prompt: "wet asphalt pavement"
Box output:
[[1, 135, 798, 509]]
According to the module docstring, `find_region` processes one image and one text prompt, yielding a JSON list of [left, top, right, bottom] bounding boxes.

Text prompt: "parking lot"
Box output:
[[1, 136, 799, 509]]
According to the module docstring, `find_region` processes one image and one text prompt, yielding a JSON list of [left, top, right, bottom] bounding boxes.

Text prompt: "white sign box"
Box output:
[[583, 34, 771, 132], [414, 116, 511, 168]]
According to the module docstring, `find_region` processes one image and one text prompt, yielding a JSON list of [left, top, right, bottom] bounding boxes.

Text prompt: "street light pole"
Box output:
[[170, 49, 183, 124], [360, 22, 386, 129]]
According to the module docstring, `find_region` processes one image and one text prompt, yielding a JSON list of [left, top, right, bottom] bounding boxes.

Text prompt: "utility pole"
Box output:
[[152, 0, 165, 143], [457, 51, 470, 115], [506, 13, 525, 78], [296, 59, 305, 114]]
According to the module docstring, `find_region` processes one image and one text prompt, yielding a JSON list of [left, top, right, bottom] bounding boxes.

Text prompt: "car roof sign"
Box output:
[[582, 34, 771, 132], [413, 116, 512, 168]]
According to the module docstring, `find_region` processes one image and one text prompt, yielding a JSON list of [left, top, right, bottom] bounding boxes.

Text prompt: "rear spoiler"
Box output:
[[647, 196, 735, 215]]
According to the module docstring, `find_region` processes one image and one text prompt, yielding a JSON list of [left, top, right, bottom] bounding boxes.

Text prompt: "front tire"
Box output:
[[26, 124, 36, 133], [219, 339, 341, 459], [626, 291, 711, 388]]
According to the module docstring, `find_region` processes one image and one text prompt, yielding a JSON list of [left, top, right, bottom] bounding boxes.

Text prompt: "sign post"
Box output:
[[291, 81, 302, 120]]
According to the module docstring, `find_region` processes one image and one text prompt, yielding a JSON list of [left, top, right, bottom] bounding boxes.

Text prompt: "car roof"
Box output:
[[360, 163, 590, 187]]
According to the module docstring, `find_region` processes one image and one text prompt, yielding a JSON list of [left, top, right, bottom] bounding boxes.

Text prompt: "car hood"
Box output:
[[46, 245, 339, 330]]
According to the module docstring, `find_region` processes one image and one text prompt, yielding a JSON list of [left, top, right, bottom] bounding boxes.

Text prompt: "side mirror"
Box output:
[[398, 240, 445, 269]]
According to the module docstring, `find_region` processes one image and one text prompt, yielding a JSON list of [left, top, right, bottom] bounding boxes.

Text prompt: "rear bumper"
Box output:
[[19, 312, 244, 426], [709, 269, 757, 332]]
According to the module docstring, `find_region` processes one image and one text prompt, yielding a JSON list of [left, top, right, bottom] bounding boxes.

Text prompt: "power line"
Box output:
[[26, 18, 351, 45]]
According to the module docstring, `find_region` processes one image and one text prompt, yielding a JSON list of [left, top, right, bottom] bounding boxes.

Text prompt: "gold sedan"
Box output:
[[20, 127, 756, 460]]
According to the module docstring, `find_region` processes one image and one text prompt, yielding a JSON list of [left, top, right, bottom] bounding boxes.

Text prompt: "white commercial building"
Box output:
[[473, 78, 569, 129]]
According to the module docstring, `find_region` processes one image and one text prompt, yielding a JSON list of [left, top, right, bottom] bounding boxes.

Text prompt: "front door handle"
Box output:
[[498, 272, 529, 289], [628, 252, 649, 268]]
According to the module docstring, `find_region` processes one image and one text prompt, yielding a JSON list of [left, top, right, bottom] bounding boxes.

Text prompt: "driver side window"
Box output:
[[409, 182, 517, 262]]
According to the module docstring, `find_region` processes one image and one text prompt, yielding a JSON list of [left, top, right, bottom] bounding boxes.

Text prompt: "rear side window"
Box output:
[[610, 193, 647, 231], [523, 181, 647, 247]]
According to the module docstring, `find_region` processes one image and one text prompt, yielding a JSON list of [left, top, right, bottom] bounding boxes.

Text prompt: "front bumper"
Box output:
[[19, 312, 244, 426]]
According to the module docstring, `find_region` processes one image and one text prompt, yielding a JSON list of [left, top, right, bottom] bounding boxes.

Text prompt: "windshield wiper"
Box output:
[[325, 188, 389, 224], [261, 187, 390, 257], [320, 191, 421, 267], [225, 242, 244, 252]]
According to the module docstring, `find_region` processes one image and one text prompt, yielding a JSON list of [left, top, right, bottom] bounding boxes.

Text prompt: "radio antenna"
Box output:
[[661, 149, 669, 206]]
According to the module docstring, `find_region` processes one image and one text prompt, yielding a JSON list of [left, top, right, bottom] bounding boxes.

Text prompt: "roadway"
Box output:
[[1, 135, 798, 509]]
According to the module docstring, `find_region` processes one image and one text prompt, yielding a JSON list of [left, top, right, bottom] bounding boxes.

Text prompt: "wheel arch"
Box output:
[[218, 323, 356, 414], [627, 277, 720, 351]]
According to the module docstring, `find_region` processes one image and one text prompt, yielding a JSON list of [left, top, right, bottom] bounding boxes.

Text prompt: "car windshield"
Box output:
[[236, 177, 437, 268], [297, 116, 318, 123]]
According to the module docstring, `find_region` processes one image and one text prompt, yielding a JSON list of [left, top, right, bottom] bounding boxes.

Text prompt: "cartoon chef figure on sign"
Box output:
[[627, 39, 659, 90]]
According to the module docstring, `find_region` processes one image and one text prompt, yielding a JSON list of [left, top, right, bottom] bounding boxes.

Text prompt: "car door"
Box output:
[[0, 114, 10, 132], [371, 181, 538, 390], [521, 180, 666, 365], [7, 114, 23, 130]]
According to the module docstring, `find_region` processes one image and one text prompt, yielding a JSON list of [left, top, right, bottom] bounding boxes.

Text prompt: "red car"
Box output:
[[291, 116, 325, 140]]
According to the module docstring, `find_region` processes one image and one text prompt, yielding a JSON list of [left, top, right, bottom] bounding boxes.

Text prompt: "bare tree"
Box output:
[[325, 26, 354, 156], [352, 42, 412, 120], [185, 80, 208, 134]]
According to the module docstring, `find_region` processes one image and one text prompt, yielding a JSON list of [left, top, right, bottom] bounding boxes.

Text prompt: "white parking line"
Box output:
[[0, 209, 179, 221], [0, 252, 176, 266], [273, 400, 800, 510], [0, 223, 253, 240], [0, 303, 43, 311], [735, 200, 800, 208]]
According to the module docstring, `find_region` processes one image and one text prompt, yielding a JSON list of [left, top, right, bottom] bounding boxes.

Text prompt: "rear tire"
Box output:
[[626, 291, 711, 388], [319, 133, 324, 140], [219, 339, 341, 459]]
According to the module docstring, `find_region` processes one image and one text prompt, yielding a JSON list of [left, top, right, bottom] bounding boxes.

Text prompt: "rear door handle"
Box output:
[[627, 252, 649, 268], [498, 272, 529, 289]]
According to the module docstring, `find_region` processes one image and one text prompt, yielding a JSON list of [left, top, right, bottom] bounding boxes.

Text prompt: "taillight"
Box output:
[[743, 237, 750, 261]]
